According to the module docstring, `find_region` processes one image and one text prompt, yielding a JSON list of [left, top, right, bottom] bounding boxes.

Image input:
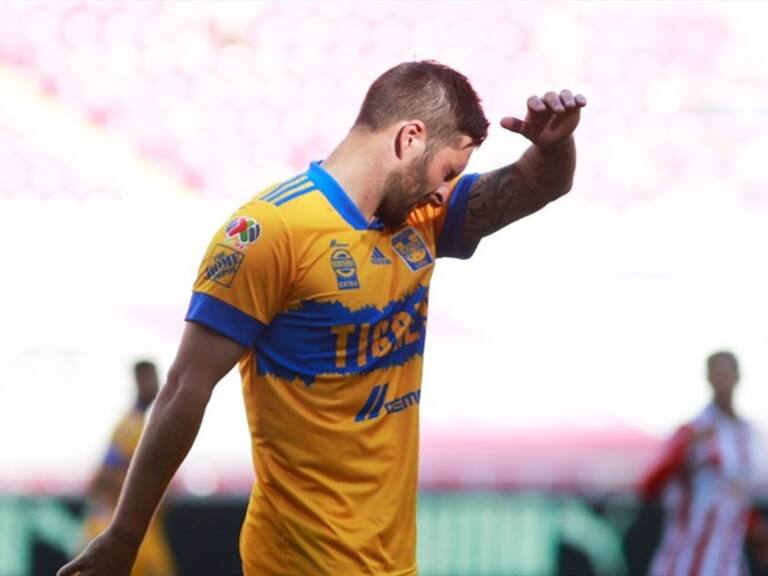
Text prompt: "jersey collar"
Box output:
[[308, 161, 384, 231]]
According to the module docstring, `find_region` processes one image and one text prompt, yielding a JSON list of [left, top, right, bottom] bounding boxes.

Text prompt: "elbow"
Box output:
[[538, 169, 574, 203], [557, 178, 574, 199], [157, 363, 215, 413], [564, 173, 575, 194], [558, 167, 575, 197], [153, 366, 184, 411], [165, 365, 183, 394], [544, 177, 573, 203]]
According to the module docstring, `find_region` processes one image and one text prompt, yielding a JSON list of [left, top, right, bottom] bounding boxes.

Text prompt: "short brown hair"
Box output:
[[133, 360, 157, 379], [354, 61, 489, 147], [707, 351, 738, 372]]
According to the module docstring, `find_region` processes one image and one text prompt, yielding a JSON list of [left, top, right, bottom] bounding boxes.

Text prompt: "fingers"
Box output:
[[528, 90, 587, 113], [560, 89, 575, 108], [502, 90, 587, 139], [57, 557, 85, 576], [500, 116, 525, 133], [542, 91, 565, 113], [526, 95, 547, 114]]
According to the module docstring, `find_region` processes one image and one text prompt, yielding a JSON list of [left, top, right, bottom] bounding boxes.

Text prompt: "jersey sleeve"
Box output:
[[639, 424, 693, 501], [185, 201, 294, 348], [434, 174, 480, 259]]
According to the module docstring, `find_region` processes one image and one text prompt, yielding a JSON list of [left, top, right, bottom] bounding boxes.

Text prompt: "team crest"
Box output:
[[330, 241, 360, 290], [391, 227, 433, 272], [204, 244, 245, 288], [224, 216, 260, 249]]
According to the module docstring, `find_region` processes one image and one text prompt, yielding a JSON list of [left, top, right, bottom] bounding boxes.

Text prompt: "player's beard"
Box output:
[[375, 155, 430, 230]]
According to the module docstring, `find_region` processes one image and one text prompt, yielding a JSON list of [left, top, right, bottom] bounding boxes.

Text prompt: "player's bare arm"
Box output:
[[58, 323, 246, 576], [461, 90, 587, 250]]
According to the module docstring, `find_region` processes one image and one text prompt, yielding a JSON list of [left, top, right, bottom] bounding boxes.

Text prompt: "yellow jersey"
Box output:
[[186, 161, 479, 575], [85, 407, 176, 576], [102, 407, 144, 476]]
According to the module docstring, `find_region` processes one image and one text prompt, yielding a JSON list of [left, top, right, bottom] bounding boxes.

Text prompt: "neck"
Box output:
[[714, 397, 737, 419], [321, 129, 390, 221]]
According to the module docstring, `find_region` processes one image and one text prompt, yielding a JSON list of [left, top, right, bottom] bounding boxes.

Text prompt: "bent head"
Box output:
[[354, 61, 489, 229], [134, 360, 159, 408], [706, 351, 739, 405]]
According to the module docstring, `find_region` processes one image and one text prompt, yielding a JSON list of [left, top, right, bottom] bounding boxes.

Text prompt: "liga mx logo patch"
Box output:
[[225, 216, 260, 249], [204, 244, 245, 288], [330, 241, 360, 290], [392, 227, 433, 272]]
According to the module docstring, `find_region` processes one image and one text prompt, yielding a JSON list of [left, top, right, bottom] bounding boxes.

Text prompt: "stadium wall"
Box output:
[[4, 492, 768, 576]]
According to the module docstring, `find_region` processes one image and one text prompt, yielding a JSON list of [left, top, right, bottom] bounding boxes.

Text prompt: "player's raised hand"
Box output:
[[57, 528, 138, 576], [501, 90, 587, 147]]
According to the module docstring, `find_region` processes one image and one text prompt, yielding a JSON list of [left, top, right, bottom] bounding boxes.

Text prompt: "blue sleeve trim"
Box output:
[[185, 292, 265, 348], [436, 173, 481, 259], [103, 446, 128, 469]]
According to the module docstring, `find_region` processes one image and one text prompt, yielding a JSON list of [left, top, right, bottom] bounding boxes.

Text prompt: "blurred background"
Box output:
[[1, 1, 767, 574]]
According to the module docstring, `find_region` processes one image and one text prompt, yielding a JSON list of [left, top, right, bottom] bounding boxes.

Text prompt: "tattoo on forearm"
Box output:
[[462, 164, 546, 248], [461, 140, 575, 250]]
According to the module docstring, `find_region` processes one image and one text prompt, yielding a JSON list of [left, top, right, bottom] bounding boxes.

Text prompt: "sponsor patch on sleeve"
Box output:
[[203, 244, 245, 288]]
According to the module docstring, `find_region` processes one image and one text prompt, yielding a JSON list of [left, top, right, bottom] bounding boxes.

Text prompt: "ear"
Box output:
[[394, 120, 426, 160]]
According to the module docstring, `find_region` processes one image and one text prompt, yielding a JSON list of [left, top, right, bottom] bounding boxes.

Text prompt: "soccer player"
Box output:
[[77, 360, 175, 576], [641, 351, 768, 576], [59, 61, 586, 576]]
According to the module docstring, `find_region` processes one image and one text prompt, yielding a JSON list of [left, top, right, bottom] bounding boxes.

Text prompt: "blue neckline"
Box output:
[[308, 161, 378, 231]]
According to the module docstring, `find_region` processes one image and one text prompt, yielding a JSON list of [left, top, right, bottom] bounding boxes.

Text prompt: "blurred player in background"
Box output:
[[60, 61, 586, 576], [77, 360, 175, 576], [641, 351, 768, 576]]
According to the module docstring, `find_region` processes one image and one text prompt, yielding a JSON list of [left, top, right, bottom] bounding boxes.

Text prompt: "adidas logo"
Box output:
[[370, 247, 392, 265]]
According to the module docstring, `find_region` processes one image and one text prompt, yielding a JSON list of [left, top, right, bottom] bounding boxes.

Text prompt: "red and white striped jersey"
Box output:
[[645, 404, 756, 576]]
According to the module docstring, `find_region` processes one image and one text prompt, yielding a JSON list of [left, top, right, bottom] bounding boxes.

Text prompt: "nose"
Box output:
[[428, 185, 450, 206]]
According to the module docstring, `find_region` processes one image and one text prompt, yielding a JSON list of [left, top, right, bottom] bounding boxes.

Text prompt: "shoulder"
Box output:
[[207, 194, 297, 259], [249, 171, 333, 219], [692, 404, 717, 426], [738, 418, 755, 437], [686, 407, 721, 442], [251, 173, 316, 207], [670, 423, 696, 445], [233, 178, 345, 241]]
